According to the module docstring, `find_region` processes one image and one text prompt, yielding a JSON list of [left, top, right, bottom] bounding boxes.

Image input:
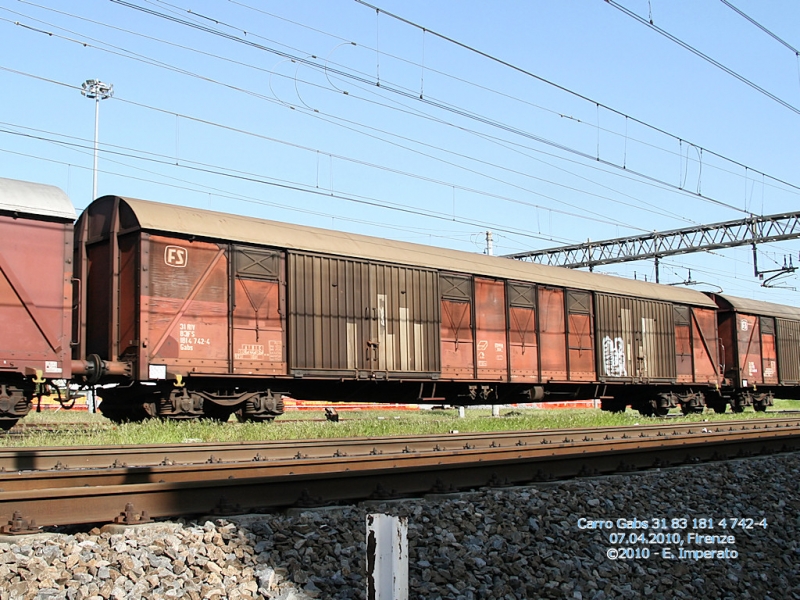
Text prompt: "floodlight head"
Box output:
[[81, 79, 114, 100]]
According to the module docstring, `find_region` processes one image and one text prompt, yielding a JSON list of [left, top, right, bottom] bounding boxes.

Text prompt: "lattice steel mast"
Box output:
[[504, 212, 800, 284]]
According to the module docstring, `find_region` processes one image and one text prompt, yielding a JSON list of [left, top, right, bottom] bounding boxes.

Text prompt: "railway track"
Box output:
[[1, 418, 799, 530]]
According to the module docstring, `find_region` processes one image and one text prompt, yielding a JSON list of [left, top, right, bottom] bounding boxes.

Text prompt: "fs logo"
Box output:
[[164, 246, 188, 268]]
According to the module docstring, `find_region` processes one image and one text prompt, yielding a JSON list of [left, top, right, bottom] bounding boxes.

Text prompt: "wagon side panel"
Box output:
[[776, 318, 800, 384], [474, 277, 508, 381], [673, 306, 693, 383], [690, 307, 720, 384], [145, 235, 230, 374], [440, 274, 474, 380], [735, 314, 763, 386], [538, 287, 567, 381], [0, 216, 73, 378], [760, 317, 778, 385], [232, 246, 286, 375], [566, 290, 595, 381], [507, 282, 538, 382], [595, 294, 676, 381]]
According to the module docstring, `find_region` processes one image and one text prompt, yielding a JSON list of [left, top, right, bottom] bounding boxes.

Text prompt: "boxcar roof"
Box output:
[[107, 195, 718, 307], [712, 294, 800, 320], [0, 177, 76, 221]]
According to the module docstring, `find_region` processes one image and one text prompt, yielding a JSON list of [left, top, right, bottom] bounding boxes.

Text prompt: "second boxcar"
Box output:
[[710, 293, 800, 411], [74, 195, 726, 421]]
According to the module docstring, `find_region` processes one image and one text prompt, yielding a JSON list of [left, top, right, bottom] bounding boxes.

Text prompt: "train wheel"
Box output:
[[655, 407, 669, 417], [753, 402, 768, 413], [730, 393, 752, 414], [0, 419, 19, 431]]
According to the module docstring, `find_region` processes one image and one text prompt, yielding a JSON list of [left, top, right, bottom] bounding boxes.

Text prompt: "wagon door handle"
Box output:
[[366, 341, 379, 361]]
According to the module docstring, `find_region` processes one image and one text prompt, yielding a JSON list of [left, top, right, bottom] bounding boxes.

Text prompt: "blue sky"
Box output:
[[1, 0, 799, 303]]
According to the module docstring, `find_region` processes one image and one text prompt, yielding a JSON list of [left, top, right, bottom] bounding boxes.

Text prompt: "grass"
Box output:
[[2, 400, 799, 448]]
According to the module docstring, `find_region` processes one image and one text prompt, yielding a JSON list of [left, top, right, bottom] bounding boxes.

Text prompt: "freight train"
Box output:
[[1, 176, 799, 430]]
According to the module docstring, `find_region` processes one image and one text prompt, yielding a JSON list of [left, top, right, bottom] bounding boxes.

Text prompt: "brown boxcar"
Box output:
[[75, 195, 725, 421], [710, 294, 800, 411], [0, 177, 76, 429]]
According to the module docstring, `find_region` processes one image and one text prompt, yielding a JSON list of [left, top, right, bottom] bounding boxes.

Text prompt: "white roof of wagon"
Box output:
[[0, 177, 76, 221], [111, 196, 717, 308], [713, 294, 800, 321]]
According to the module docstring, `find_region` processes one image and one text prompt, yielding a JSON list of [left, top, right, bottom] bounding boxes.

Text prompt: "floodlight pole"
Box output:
[[81, 79, 113, 201]]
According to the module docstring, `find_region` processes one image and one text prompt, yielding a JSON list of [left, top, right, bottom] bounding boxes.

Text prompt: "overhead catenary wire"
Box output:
[[0, 66, 655, 234], [353, 0, 800, 196], [11, 0, 799, 215], [3, 5, 796, 253], [718, 0, 800, 56], [0, 125, 575, 244], [0, 7, 701, 227], [230, 0, 796, 202], [0, 145, 487, 244], [605, 0, 800, 117], [101, 0, 787, 216], [6, 3, 796, 221]]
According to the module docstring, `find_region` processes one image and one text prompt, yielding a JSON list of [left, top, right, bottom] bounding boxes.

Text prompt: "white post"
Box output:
[[486, 232, 501, 418], [81, 79, 113, 202], [458, 405, 465, 418], [366, 514, 408, 600], [92, 95, 100, 201]]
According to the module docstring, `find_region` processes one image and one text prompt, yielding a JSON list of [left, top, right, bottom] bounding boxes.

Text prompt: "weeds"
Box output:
[[2, 400, 798, 448]]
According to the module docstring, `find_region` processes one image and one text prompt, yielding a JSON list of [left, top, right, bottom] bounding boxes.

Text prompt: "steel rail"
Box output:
[[1, 418, 797, 472], [1, 421, 799, 528], [1, 421, 797, 492]]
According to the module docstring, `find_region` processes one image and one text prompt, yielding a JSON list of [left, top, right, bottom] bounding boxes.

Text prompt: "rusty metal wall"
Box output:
[[690, 307, 720, 384], [507, 282, 538, 382], [736, 314, 763, 386], [288, 253, 439, 375], [566, 290, 595, 381], [777, 318, 800, 384], [117, 233, 139, 363], [0, 215, 74, 379], [85, 240, 112, 359], [440, 274, 473, 379], [673, 306, 693, 382], [145, 234, 230, 373], [538, 287, 567, 381], [717, 312, 736, 382], [232, 246, 286, 375], [474, 278, 508, 381], [760, 317, 778, 385], [595, 294, 676, 381]]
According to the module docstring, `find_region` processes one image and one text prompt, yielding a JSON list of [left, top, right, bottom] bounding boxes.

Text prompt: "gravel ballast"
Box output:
[[1, 452, 799, 599]]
